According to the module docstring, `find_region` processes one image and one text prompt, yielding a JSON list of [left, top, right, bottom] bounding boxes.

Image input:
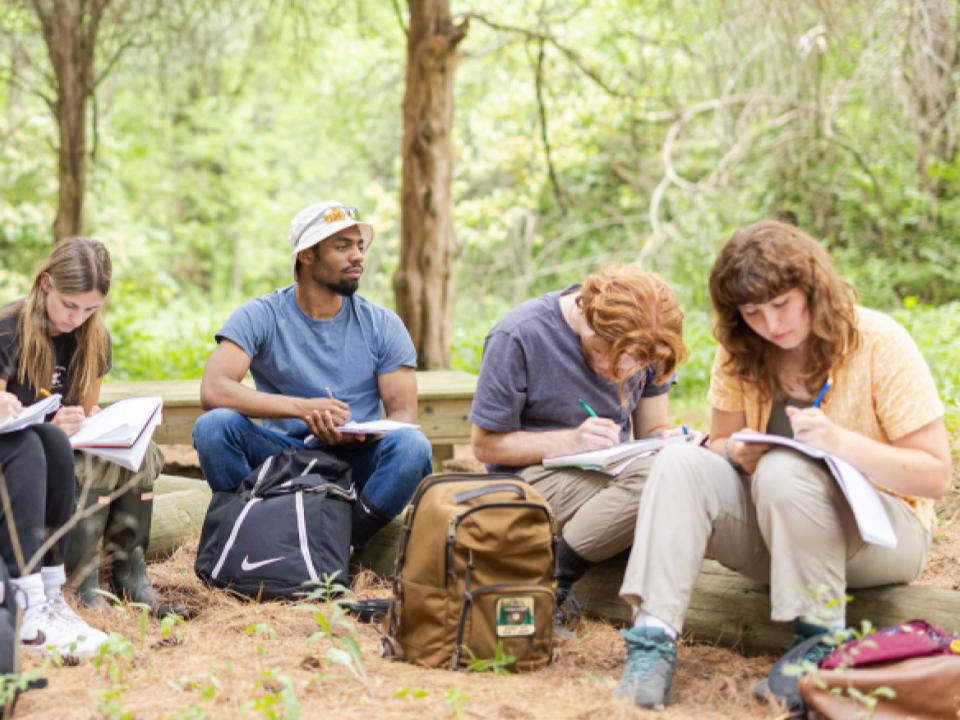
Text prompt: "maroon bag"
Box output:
[[820, 619, 958, 670]]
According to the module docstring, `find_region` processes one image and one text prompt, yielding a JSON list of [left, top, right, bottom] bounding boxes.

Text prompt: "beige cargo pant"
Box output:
[[520, 455, 657, 562], [619, 445, 930, 631], [73, 441, 164, 495]]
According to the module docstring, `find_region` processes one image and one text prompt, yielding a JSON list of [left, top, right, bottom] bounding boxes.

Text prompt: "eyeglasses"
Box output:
[[293, 205, 360, 247]]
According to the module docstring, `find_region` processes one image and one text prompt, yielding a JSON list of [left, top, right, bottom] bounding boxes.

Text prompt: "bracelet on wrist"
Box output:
[[722, 438, 746, 474]]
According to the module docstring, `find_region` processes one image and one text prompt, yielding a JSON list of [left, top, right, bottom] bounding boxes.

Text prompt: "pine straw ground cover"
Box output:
[[14, 436, 960, 720], [15, 500, 960, 720]]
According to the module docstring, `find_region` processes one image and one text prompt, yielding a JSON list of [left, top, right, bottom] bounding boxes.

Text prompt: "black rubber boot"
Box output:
[[63, 489, 112, 609], [106, 486, 187, 618], [554, 538, 593, 637], [350, 495, 392, 550]]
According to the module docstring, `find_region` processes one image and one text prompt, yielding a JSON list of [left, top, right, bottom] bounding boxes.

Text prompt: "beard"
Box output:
[[325, 279, 360, 296]]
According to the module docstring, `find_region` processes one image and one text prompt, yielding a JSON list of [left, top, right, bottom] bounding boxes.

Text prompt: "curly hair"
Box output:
[[578, 264, 688, 398], [708, 220, 860, 401], [13, 236, 112, 405]]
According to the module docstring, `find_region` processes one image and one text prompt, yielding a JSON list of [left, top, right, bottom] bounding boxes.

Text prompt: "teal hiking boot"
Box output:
[[613, 626, 677, 710]]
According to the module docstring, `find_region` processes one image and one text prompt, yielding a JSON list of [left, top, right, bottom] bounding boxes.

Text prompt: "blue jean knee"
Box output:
[[355, 427, 432, 518], [193, 408, 300, 492]]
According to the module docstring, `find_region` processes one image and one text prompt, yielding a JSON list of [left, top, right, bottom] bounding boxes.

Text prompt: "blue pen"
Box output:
[[577, 398, 599, 418], [812, 377, 833, 408]]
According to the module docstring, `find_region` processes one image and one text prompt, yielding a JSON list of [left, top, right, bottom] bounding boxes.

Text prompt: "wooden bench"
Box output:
[[99, 370, 477, 468]]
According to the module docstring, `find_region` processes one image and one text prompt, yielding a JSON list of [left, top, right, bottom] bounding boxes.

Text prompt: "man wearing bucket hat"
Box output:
[[192, 201, 433, 548]]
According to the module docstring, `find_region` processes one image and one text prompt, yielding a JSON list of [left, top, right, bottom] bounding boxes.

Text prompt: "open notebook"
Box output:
[[0, 394, 62, 434], [70, 396, 163, 472], [731, 430, 897, 548], [543, 434, 695, 476], [305, 419, 419, 447]]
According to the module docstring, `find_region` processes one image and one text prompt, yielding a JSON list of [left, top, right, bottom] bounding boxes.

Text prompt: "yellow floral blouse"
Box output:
[[708, 307, 945, 532]]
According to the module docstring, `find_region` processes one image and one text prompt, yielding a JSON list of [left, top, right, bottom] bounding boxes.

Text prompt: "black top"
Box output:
[[0, 300, 111, 406]]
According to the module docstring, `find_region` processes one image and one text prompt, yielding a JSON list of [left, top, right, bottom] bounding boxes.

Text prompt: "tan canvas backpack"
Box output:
[[384, 473, 557, 671]]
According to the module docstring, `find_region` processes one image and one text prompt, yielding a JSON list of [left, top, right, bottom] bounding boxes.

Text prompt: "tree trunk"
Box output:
[[905, 0, 958, 200], [30, 0, 106, 242], [395, 1, 468, 369]]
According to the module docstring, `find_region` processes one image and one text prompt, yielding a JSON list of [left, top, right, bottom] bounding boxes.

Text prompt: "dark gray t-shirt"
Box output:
[[469, 287, 672, 470]]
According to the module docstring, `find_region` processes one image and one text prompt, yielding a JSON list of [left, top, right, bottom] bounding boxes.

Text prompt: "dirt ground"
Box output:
[[14, 444, 960, 719]]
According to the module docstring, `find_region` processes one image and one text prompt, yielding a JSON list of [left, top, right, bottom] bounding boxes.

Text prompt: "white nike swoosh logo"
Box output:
[[241, 555, 285, 572]]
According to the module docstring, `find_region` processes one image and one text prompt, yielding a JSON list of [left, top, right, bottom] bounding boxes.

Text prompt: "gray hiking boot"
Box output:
[[613, 626, 677, 710], [553, 587, 581, 639]]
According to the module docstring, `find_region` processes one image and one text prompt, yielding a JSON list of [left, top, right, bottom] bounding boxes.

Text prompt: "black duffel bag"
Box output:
[[195, 447, 356, 599]]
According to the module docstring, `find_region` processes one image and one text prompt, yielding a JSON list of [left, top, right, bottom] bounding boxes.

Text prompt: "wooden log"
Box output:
[[155, 474, 208, 495], [352, 520, 960, 656], [147, 478, 211, 561]]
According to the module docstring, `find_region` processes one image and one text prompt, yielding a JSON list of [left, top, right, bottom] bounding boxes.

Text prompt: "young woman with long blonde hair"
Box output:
[[0, 236, 169, 615]]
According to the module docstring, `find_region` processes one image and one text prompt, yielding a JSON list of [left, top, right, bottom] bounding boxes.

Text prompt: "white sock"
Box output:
[[633, 610, 678, 640], [10, 573, 46, 612], [40, 565, 67, 600]]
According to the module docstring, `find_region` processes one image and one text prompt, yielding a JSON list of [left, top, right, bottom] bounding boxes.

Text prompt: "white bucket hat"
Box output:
[[288, 201, 374, 280]]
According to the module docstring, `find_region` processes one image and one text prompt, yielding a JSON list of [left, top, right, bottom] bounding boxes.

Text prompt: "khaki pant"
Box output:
[[520, 455, 657, 562], [73, 441, 164, 495], [619, 445, 930, 631]]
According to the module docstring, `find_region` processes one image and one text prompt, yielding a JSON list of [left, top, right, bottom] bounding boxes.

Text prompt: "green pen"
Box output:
[[578, 398, 598, 418]]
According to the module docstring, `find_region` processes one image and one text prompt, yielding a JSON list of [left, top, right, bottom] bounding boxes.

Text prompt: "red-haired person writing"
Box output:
[[469, 264, 690, 636]]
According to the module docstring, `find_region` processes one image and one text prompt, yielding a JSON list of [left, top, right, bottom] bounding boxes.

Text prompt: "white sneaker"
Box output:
[[21, 593, 108, 659]]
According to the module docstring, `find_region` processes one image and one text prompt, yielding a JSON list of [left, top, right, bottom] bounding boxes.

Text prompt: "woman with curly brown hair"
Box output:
[[612, 220, 952, 710]]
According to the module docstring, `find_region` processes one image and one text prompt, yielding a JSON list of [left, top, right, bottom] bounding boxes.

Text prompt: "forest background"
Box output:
[[1, 0, 958, 429]]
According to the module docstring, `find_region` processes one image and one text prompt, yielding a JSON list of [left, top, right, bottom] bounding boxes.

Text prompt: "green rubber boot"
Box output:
[[63, 489, 112, 609], [106, 486, 187, 618]]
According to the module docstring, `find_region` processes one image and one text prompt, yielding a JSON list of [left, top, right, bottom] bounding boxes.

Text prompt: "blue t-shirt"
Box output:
[[469, 288, 673, 470], [216, 285, 417, 438]]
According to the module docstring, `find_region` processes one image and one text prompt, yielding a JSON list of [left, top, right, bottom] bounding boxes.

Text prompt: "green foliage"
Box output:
[[294, 575, 371, 695], [891, 301, 960, 432], [443, 686, 469, 719], [96, 683, 133, 720], [244, 669, 300, 720], [463, 642, 516, 676], [0, 0, 956, 433]]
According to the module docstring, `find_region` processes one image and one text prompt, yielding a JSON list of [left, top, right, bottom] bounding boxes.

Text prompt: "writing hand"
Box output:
[[786, 406, 841, 453], [0, 393, 22, 423], [568, 417, 620, 454], [654, 425, 706, 446], [52, 405, 87, 436], [303, 396, 352, 447]]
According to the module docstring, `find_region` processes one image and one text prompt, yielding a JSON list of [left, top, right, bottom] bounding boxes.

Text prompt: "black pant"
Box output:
[[0, 423, 76, 577]]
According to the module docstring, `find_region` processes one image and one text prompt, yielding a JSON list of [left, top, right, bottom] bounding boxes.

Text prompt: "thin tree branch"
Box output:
[[390, 0, 407, 36], [471, 12, 627, 98], [534, 36, 565, 215]]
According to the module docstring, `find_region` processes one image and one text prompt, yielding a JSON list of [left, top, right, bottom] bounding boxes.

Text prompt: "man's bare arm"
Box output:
[[199, 339, 348, 423], [377, 367, 418, 423]]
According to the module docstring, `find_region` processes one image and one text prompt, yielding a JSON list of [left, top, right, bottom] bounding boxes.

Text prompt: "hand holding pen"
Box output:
[[570, 398, 620, 454], [304, 386, 350, 445], [41, 389, 88, 436], [786, 377, 839, 452]]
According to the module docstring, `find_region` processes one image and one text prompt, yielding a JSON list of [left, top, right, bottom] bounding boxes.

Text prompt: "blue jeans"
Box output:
[[192, 408, 432, 519]]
